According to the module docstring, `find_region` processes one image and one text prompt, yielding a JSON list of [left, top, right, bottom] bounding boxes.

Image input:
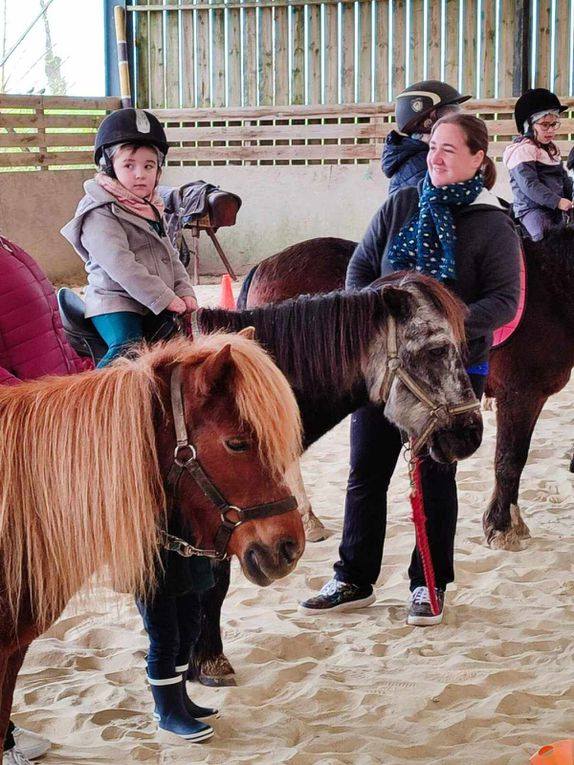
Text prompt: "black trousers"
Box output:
[[333, 374, 485, 591], [136, 590, 202, 680]]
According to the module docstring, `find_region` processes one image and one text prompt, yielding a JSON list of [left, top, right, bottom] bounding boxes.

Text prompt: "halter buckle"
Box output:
[[221, 506, 243, 526], [174, 443, 197, 467]]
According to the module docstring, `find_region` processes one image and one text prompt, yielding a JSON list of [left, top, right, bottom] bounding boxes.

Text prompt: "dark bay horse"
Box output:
[[484, 227, 574, 549], [237, 231, 574, 551], [0, 334, 304, 752], [191, 273, 483, 684]]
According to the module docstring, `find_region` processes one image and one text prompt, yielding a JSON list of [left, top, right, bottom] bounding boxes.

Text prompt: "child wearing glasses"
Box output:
[[503, 88, 573, 241]]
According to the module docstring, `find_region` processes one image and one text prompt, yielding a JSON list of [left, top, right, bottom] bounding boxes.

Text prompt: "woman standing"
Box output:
[[299, 113, 521, 625]]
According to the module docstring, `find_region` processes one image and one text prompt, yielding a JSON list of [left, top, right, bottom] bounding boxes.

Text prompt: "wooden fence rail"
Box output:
[[1, 94, 574, 170]]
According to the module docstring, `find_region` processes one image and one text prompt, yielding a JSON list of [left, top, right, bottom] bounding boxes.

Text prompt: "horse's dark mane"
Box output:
[[198, 270, 467, 394], [372, 270, 467, 345], [197, 290, 387, 395], [524, 225, 574, 293]]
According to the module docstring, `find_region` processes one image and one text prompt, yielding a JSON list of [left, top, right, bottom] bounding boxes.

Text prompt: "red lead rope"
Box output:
[[408, 452, 440, 616]]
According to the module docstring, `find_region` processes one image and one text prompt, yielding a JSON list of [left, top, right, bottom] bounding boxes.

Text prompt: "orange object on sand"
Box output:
[[530, 740, 574, 765], [219, 274, 236, 310]]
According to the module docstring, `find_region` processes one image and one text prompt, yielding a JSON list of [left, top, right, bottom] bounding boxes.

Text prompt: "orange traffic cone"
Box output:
[[530, 740, 574, 765], [219, 274, 236, 310]]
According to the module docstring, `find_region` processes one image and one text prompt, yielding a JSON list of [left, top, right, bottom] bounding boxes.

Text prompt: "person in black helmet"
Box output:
[[61, 109, 217, 745], [61, 108, 198, 368], [503, 88, 573, 241], [382, 80, 471, 195]]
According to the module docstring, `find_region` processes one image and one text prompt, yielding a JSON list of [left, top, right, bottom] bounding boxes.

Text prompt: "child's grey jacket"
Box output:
[[61, 180, 196, 319], [503, 138, 573, 219]]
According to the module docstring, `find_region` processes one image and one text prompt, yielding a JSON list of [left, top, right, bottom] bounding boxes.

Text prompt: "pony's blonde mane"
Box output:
[[0, 362, 162, 631], [0, 333, 300, 631]]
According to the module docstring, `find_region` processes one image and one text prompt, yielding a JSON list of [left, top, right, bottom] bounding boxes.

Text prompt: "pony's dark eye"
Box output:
[[429, 346, 447, 359], [225, 437, 251, 453]]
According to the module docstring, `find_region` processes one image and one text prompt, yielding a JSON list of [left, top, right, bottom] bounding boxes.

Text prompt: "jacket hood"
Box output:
[[382, 132, 429, 178], [502, 138, 526, 168]]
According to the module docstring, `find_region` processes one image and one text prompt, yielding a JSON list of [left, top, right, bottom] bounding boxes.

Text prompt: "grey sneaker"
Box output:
[[12, 727, 50, 760], [406, 586, 445, 626], [299, 578, 375, 614], [3, 749, 33, 765]]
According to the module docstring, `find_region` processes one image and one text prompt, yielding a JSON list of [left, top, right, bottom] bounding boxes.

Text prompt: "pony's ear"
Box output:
[[196, 344, 236, 397], [380, 284, 413, 320], [238, 326, 256, 341]]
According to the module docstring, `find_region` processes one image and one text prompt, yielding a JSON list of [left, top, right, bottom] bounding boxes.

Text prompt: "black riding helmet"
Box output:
[[514, 88, 567, 134], [395, 80, 471, 134], [94, 108, 169, 172]]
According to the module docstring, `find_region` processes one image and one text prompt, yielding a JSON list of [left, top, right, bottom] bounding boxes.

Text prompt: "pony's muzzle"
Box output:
[[242, 538, 304, 586], [429, 409, 483, 463]]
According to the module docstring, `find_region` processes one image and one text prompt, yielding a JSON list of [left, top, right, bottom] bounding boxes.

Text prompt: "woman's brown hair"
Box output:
[[431, 113, 497, 190]]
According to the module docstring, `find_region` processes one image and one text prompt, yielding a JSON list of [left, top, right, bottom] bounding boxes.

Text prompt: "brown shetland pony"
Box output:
[[0, 333, 303, 751]]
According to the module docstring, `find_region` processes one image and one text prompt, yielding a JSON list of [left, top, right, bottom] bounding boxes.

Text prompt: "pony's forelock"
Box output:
[[128, 333, 302, 476], [375, 271, 468, 346]]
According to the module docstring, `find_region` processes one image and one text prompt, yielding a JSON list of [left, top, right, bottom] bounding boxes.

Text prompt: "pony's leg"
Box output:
[[1, 645, 29, 752], [188, 559, 237, 687], [286, 461, 329, 543], [483, 389, 546, 550]]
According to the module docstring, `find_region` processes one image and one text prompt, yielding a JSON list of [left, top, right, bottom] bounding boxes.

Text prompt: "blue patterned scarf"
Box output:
[[387, 173, 484, 282]]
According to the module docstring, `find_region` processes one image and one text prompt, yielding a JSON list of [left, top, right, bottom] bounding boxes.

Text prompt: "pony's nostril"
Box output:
[[246, 546, 260, 571], [278, 539, 298, 564]]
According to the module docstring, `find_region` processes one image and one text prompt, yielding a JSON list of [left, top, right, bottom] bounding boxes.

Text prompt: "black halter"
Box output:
[[161, 363, 297, 560]]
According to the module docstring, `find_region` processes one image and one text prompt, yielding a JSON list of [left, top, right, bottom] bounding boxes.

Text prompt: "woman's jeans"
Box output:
[[136, 590, 202, 680], [333, 374, 485, 592], [91, 311, 144, 368]]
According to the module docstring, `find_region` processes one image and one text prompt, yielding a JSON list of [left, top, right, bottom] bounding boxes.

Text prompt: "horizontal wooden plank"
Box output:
[[1, 114, 106, 129], [0, 132, 97, 149], [130, 1, 370, 12], [0, 94, 120, 110], [165, 123, 388, 142], [155, 103, 396, 121], [488, 140, 573, 158], [0, 150, 93, 168], [167, 143, 383, 160]]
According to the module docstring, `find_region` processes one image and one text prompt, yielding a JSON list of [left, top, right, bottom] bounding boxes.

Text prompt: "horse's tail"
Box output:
[[236, 264, 259, 309]]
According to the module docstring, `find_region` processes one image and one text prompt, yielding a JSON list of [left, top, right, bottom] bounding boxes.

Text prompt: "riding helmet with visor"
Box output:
[[395, 80, 471, 134], [514, 88, 567, 135], [94, 108, 169, 174]]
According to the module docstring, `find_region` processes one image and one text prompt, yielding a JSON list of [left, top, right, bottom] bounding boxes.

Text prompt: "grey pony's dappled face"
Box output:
[[364, 283, 483, 463]]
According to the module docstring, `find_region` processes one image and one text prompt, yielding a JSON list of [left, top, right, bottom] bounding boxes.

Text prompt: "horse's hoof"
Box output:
[[485, 530, 528, 551], [301, 510, 330, 543], [484, 504, 531, 551], [199, 672, 237, 687], [198, 655, 237, 687]]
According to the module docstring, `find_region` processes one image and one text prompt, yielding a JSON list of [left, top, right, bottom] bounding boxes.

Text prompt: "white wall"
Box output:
[[0, 163, 513, 283]]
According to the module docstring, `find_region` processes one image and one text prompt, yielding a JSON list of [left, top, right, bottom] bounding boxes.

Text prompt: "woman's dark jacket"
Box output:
[[346, 184, 521, 367], [381, 131, 429, 196]]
